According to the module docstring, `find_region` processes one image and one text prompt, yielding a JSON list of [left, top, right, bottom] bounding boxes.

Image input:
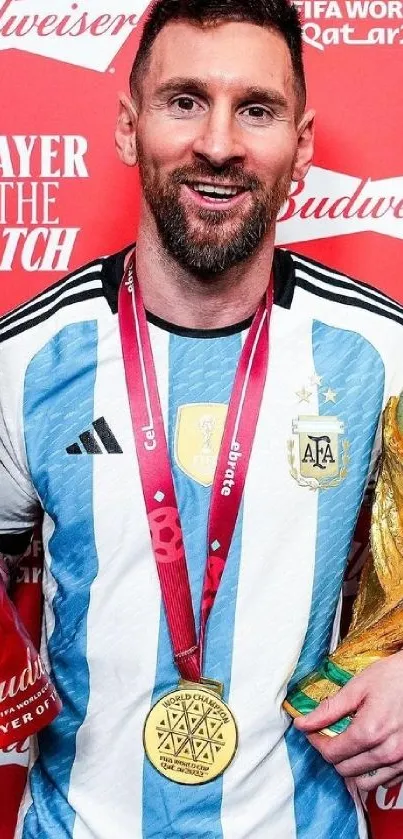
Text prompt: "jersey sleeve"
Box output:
[[0, 341, 41, 542]]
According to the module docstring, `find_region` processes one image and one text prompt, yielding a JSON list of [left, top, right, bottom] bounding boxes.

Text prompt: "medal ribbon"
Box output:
[[118, 256, 273, 683]]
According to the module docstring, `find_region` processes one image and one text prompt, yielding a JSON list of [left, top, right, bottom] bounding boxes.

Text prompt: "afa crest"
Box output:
[[288, 415, 350, 490], [174, 404, 227, 487]]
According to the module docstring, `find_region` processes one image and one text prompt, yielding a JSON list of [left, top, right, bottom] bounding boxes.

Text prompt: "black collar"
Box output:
[[101, 244, 296, 336]]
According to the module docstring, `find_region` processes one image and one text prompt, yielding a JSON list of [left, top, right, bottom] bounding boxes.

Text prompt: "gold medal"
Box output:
[[143, 679, 238, 785], [121, 266, 270, 788]]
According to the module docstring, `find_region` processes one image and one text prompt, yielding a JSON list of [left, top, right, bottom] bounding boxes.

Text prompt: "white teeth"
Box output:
[[192, 183, 239, 198]]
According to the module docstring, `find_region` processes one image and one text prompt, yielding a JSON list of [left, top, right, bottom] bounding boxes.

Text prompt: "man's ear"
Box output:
[[115, 92, 139, 167], [292, 108, 315, 182]]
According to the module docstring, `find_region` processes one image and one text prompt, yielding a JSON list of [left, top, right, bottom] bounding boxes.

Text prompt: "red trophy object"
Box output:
[[0, 576, 61, 749]]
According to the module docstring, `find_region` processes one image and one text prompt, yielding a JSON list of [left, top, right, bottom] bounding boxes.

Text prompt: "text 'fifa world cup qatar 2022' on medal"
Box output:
[[118, 255, 273, 784]]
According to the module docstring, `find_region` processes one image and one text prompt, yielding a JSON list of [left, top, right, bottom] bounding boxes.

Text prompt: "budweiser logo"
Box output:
[[0, 0, 151, 72], [0, 647, 44, 704], [276, 166, 403, 244]]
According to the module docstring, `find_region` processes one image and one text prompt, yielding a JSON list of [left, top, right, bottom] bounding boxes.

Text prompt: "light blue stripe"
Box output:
[[22, 322, 99, 839], [286, 320, 385, 838], [142, 333, 243, 839]]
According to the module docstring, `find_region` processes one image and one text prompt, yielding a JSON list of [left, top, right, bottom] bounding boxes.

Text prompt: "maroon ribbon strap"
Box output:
[[118, 257, 273, 682]]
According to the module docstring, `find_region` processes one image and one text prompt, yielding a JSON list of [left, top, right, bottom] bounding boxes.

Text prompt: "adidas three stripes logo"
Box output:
[[66, 417, 123, 455]]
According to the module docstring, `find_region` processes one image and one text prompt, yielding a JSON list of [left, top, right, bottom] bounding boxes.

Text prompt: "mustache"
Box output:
[[169, 164, 261, 192]]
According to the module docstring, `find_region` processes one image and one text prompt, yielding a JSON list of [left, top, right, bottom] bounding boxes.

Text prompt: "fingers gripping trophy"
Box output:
[[284, 393, 403, 736]]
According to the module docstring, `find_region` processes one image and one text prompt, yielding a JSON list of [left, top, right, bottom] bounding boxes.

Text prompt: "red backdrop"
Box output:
[[1, 1, 403, 836]]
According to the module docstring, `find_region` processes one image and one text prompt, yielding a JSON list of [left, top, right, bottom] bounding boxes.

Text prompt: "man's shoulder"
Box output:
[[283, 248, 403, 328], [0, 253, 105, 347], [0, 245, 130, 348]]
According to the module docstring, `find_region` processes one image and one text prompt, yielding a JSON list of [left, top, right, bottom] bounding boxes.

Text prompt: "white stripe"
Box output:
[[292, 254, 403, 312], [15, 743, 39, 839], [295, 268, 403, 321], [346, 782, 368, 838], [0, 264, 103, 329], [69, 319, 170, 839], [0, 279, 103, 336], [329, 592, 343, 652], [40, 515, 58, 660], [221, 304, 319, 838]]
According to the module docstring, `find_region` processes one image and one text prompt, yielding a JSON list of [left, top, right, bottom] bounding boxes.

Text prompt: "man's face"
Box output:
[[133, 20, 310, 275]]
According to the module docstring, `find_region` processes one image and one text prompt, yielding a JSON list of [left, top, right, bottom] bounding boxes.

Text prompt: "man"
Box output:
[[1, 0, 403, 837]]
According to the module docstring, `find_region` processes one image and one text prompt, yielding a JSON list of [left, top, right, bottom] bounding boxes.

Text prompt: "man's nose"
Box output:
[[192, 105, 246, 168]]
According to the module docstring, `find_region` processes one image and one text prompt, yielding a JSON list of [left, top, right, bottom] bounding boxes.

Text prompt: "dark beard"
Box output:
[[138, 159, 291, 277]]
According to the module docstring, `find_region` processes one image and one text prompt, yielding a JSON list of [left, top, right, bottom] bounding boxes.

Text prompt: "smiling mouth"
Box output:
[[188, 181, 245, 201], [184, 181, 248, 205]]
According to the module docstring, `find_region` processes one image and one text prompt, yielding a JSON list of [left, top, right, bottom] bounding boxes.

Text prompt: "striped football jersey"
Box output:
[[1, 245, 403, 839]]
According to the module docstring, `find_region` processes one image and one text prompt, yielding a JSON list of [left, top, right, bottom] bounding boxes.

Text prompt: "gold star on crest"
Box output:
[[296, 386, 312, 404], [323, 387, 337, 403]]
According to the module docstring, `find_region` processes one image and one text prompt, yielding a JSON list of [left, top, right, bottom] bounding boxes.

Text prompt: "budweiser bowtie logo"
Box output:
[[276, 166, 403, 244], [0, 0, 151, 71]]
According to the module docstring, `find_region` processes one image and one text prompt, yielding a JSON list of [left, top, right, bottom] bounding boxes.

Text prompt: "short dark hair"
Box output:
[[130, 0, 306, 114]]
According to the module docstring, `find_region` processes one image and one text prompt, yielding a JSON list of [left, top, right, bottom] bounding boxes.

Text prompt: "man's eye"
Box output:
[[242, 105, 272, 122], [171, 97, 198, 113]]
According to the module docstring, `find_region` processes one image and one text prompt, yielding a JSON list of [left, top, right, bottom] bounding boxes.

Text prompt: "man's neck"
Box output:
[[129, 211, 275, 331]]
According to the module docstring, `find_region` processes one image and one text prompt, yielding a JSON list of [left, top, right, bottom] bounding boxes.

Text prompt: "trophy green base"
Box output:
[[283, 657, 354, 737]]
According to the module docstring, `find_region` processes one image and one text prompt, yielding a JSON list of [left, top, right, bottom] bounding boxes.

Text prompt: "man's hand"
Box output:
[[294, 651, 403, 791]]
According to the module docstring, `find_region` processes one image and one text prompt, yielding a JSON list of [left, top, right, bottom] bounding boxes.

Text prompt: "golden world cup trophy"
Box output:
[[284, 393, 403, 736]]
